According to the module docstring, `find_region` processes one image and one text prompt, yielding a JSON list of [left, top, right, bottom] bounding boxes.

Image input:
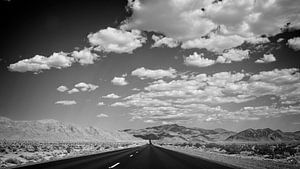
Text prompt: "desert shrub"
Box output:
[[5, 158, 21, 165], [194, 143, 202, 148], [0, 148, 6, 153], [222, 144, 243, 154], [19, 154, 35, 161], [281, 146, 296, 156], [179, 142, 193, 147], [254, 144, 273, 155], [205, 143, 221, 149], [66, 146, 72, 153]]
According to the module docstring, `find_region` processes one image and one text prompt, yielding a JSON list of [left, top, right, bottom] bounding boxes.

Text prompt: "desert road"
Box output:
[[15, 144, 240, 169]]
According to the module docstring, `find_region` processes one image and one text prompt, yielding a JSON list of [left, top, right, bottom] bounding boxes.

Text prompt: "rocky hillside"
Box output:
[[226, 128, 300, 142], [123, 124, 236, 143], [123, 124, 300, 143], [0, 117, 140, 142]]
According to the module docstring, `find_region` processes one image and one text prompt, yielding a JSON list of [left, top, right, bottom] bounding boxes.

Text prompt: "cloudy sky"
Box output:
[[1, 0, 300, 131]]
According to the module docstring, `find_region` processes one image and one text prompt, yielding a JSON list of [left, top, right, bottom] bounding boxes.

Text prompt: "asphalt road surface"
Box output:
[[15, 144, 241, 169]]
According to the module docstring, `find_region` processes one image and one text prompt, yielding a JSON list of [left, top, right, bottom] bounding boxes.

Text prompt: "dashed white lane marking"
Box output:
[[130, 154, 133, 157], [108, 162, 120, 169]]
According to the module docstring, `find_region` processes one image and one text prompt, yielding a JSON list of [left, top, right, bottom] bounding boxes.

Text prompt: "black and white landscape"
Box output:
[[0, 0, 300, 168]]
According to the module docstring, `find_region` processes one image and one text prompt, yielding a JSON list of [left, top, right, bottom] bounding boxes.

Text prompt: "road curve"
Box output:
[[15, 144, 241, 169]]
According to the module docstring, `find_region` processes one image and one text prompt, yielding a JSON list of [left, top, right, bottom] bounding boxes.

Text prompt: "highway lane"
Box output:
[[115, 144, 240, 169], [15, 144, 240, 169]]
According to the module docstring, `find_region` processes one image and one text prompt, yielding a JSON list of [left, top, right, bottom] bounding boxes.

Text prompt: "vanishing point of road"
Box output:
[[15, 144, 241, 169]]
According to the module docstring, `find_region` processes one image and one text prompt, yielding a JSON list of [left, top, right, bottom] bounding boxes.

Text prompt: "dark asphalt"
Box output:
[[15, 144, 241, 169]]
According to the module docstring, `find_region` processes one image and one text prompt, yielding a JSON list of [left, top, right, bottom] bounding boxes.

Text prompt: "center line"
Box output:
[[108, 162, 120, 169]]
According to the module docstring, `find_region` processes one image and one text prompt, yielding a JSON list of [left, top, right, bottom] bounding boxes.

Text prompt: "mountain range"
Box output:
[[1, 117, 299, 143], [123, 124, 236, 143], [123, 124, 300, 143], [226, 128, 300, 142], [0, 117, 140, 142]]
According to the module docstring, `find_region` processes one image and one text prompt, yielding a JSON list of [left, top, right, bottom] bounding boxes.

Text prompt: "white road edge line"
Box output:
[[108, 162, 120, 169]]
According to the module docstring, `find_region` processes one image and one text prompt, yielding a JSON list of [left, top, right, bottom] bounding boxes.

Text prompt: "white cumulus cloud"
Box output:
[[88, 27, 146, 53], [55, 100, 77, 105], [216, 49, 249, 63], [287, 37, 300, 51], [114, 67, 300, 123], [123, 0, 300, 52], [111, 102, 130, 107], [255, 53, 276, 63], [74, 82, 98, 92], [102, 93, 121, 99], [72, 48, 100, 65], [151, 35, 179, 48], [111, 77, 128, 86], [97, 113, 109, 118], [9, 52, 74, 73], [57, 85, 68, 92], [144, 119, 155, 123], [97, 102, 105, 106], [245, 37, 270, 44], [131, 67, 177, 79], [184, 52, 215, 67], [182, 34, 246, 52], [68, 88, 80, 94]]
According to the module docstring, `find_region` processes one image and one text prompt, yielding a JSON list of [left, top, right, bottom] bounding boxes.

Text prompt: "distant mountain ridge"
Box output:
[[123, 124, 236, 143], [226, 128, 300, 142], [1, 117, 299, 143], [0, 117, 140, 142], [123, 124, 300, 143]]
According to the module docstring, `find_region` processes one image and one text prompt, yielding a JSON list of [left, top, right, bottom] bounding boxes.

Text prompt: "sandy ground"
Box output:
[[163, 146, 300, 169]]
